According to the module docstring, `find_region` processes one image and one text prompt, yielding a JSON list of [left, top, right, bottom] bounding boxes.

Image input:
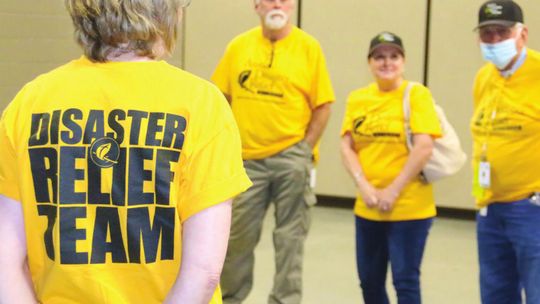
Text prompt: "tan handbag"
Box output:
[[403, 82, 467, 183]]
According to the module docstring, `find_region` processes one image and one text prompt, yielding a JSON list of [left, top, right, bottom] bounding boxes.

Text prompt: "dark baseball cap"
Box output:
[[477, 0, 523, 29], [368, 32, 404, 58]]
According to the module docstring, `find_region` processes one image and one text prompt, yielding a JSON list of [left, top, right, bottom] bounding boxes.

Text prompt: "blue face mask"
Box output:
[[480, 38, 518, 70]]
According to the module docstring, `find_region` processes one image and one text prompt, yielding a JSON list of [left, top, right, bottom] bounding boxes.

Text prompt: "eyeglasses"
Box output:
[[478, 25, 518, 43], [180, 0, 191, 8]]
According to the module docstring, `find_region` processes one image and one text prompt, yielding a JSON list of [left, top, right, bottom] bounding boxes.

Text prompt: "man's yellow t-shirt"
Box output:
[[0, 57, 252, 303], [212, 26, 335, 161], [341, 81, 442, 221], [471, 48, 540, 207]]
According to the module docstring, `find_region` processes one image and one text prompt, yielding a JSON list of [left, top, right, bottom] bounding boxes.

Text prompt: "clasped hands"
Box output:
[[357, 182, 400, 213]]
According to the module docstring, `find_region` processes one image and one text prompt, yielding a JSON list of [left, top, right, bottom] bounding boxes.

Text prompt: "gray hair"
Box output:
[[65, 0, 183, 62]]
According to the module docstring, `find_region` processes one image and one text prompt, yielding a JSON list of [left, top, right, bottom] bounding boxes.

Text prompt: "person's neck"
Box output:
[[106, 52, 154, 62], [499, 46, 525, 72], [106, 40, 165, 62], [262, 23, 293, 43], [376, 78, 403, 92]]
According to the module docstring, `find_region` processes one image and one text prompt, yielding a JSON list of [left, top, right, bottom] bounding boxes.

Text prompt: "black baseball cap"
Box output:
[[368, 32, 404, 58], [477, 0, 523, 29]]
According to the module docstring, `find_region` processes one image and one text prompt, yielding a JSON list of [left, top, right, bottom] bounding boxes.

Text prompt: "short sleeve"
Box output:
[[0, 103, 21, 201], [340, 93, 355, 136], [176, 86, 252, 222], [309, 43, 335, 108], [211, 43, 233, 96], [472, 67, 488, 110], [410, 85, 442, 137]]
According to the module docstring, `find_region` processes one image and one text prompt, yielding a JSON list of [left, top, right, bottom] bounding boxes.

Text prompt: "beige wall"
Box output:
[[0, 1, 78, 107], [2, 0, 539, 210], [0, 1, 185, 109], [183, 0, 297, 78], [183, 1, 259, 79]]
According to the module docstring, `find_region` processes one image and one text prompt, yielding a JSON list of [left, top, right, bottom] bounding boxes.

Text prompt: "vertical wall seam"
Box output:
[[180, 9, 187, 69], [297, 0, 303, 28], [423, 0, 432, 86]]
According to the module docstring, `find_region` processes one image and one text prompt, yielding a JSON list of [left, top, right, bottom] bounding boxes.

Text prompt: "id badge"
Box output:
[[310, 168, 317, 189], [479, 207, 488, 217], [478, 161, 491, 189]]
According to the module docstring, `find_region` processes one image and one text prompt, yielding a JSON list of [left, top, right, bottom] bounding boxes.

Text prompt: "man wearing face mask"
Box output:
[[212, 0, 335, 303], [472, 0, 540, 303]]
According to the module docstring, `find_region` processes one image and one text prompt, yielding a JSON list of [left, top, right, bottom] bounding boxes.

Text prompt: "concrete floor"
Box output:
[[240, 206, 479, 304]]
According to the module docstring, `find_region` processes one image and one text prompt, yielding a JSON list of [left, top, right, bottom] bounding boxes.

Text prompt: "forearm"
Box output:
[[390, 134, 434, 192], [164, 200, 232, 304], [165, 264, 221, 303], [0, 195, 38, 303], [340, 134, 369, 188], [0, 262, 37, 304], [340, 134, 378, 208], [304, 103, 332, 147]]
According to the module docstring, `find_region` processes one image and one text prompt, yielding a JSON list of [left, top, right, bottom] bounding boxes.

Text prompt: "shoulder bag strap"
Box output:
[[402, 82, 415, 151]]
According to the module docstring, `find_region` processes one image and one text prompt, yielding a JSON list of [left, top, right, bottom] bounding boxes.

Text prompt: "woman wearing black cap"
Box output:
[[340, 32, 442, 304]]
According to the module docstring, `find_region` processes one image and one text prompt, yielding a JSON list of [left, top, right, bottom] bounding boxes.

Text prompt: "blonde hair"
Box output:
[[65, 0, 182, 62]]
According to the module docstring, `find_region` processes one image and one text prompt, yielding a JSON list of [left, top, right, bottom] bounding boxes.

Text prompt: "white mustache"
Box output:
[[264, 9, 288, 30], [267, 9, 287, 19]]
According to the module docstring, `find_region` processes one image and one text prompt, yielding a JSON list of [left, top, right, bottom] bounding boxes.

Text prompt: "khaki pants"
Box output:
[[221, 141, 316, 304]]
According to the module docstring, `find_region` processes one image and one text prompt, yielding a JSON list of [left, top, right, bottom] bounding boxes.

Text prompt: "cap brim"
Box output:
[[475, 20, 516, 30], [368, 43, 404, 57]]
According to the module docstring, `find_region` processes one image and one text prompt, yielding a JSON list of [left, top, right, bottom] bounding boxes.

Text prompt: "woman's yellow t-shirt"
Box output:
[[0, 57, 252, 303], [341, 81, 441, 221]]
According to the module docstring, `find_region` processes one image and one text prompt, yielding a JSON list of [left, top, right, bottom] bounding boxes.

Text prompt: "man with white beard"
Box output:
[[212, 0, 335, 303]]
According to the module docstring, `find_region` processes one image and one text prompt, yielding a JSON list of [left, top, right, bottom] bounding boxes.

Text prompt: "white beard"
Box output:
[[264, 9, 288, 30]]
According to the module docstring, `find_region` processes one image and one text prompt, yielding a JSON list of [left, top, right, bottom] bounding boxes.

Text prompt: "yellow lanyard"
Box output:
[[479, 82, 505, 161]]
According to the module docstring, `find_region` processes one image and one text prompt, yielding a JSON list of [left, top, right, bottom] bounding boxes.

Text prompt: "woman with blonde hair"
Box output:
[[0, 0, 251, 303], [340, 32, 441, 304]]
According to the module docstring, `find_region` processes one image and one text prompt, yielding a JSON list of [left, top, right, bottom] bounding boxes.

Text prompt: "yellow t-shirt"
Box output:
[[341, 81, 442, 221], [212, 26, 335, 161], [471, 48, 540, 207], [0, 57, 252, 304]]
